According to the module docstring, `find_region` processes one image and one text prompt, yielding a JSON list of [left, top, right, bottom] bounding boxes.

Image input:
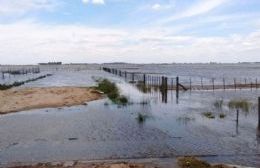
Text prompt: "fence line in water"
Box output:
[[102, 67, 259, 91], [0, 67, 40, 80]]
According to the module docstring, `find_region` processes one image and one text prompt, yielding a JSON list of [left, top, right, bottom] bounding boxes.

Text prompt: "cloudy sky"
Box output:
[[0, 0, 260, 64]]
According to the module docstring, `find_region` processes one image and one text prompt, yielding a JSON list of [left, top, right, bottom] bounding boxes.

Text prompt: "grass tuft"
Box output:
[[178, 157, 231, 168], [228, 99, 251, 112], [202, 112, 215, 119], [136, 113, 147, 123], [219, 113, 226, 119], [97, 79, 128, 105]]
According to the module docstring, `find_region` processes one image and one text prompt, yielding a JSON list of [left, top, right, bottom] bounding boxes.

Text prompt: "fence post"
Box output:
[[212, 78, 215, 91], [223, 78, 225, 90], [258, 97, 260, 129], [143, 74, 146, 85], [161, 76, 164, 89], [189, 77, 192, 90], [132, 73, 135, 82], [234, 78, 236, 90], [165, 77, 168, 90], [201, 77, 203, 89], [236, 109, 239, 123], [256, 78, 258, 90], [176, 76, 179, 92]]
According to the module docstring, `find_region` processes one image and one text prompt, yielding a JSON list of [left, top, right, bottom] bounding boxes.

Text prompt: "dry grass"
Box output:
[[178, 157, 231, 168], [228, 99, 251, 112]]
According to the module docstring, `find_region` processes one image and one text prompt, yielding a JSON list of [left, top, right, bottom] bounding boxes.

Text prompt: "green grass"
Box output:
[[97, 79, 128, 105], [177, 157, 230, 168], [136, 113, 147, 123], [228, 99, 251, 112], [219, 113, 226, 119], [202, 112, 215, 119]]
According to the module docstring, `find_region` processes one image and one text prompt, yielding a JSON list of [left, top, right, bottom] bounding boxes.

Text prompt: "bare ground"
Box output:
[[0, 87, 103, 114]]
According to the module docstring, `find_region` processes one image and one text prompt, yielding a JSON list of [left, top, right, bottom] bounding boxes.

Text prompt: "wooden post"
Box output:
[[176, 76, 179, 102], [165, 77, 168, 90], [212, 78, 215, 91], [176, 76, 179, 92], [143, 74, 146, 85], [171, 78, 173, 89], [258, 97, 260, 129], [161, 76, 164, 89], [132, 73, 135, 82], [201, 77, 203, 89], [234, 78, 236, 90], [256, 78, 258, 89], [236, 109, 239, 123], [189, 77, 192, 90], [223, 78, 225, 90], [1, 72, 4, 79]]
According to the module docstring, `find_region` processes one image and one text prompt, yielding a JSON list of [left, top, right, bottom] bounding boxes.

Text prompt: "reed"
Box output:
[[228, 99, 251, 112]]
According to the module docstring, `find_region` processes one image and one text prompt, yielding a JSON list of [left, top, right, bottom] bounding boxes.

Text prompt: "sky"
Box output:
[[0, 0, 260, 64]]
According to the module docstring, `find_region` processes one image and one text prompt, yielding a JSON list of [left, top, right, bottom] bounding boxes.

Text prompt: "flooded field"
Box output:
[[0, 64, 260, 167]]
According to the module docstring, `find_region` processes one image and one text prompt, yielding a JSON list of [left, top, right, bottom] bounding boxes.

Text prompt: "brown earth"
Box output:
[[0, 87, 103, 114]]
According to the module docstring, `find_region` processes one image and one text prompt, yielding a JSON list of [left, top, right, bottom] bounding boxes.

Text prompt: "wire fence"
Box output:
[[102, 67, 260, 91]]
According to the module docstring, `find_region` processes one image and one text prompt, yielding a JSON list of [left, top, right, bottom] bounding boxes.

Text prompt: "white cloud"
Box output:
[[152, 4, 161, 10], [82, 0, 105, 5], [0, 21, 259, 64], [0, 0, 59, 15], [151, 3, 174, 11], [160, 0, 228, 24], [82, 0, 90, 4]]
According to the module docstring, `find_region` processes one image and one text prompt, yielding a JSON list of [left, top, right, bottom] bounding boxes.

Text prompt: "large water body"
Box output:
[[0, 64, 259, 167]]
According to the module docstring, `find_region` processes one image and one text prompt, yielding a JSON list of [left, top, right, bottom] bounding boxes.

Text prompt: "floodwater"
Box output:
[[0, 64, 260, 167]]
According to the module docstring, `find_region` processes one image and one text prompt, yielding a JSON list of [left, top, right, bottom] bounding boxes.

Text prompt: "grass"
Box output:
[[97, 79, 128, 105], [136, 113, 147, 123], [202, 112, 215, 119], [228, 99, 251, 112], [213, 99, 223, 109], [178, 157, 230, 168], [219, 113, 226, 119]]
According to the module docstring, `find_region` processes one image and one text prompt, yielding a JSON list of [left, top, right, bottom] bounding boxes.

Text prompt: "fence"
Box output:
[[1, 67, 40, 79], [102, 67, 259, 91]]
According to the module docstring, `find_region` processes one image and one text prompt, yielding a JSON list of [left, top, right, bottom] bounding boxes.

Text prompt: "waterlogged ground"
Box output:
[[0, 68, 260, 167]]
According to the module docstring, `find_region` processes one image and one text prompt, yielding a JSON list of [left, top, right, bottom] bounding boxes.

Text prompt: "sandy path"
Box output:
[[0, 87, 103, 114]]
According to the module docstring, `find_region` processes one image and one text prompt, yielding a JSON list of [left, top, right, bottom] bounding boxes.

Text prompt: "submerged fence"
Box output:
[[1, 67, 40, 80], [102, 67, 260, 91]]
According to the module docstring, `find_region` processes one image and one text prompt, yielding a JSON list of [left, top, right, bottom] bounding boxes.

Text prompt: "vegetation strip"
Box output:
[[97, 79, 128, 105], [178, 157, 232, 168], [0, 74, 52, 90]]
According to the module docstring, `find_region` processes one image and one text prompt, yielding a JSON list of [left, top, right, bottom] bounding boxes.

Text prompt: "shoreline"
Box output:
[[5, 157, 253, 168], [0, 87, 103, 114]]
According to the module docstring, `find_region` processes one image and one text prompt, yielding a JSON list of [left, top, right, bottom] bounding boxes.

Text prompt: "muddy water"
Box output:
[[0, 69, 260, 167]]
